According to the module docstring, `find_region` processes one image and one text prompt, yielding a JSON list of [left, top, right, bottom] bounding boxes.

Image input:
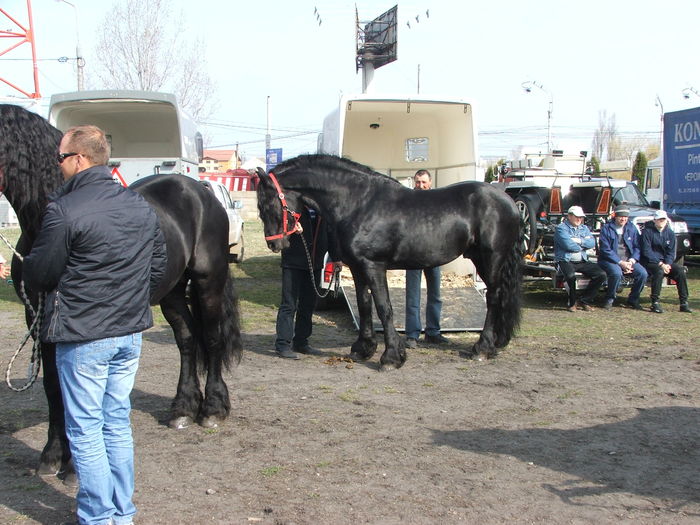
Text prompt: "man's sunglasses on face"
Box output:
[[58, 152, 79, 164]]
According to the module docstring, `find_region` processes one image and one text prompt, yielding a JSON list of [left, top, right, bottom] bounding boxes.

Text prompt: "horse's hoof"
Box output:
[[378, 363, 398, 372], [169, 416, 194, 430], [200, 416, 224, 429], [459, 349, 477, 360], [36, 462, 60, 478], [60, 471, 78, 488], [348, 352, 369, 362]]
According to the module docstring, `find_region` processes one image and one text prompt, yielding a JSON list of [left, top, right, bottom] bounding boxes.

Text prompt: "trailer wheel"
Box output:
[[514, 195, 539, 254]]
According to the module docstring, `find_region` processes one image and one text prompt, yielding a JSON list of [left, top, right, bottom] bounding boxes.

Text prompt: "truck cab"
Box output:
[[49, 90, 203, 186]]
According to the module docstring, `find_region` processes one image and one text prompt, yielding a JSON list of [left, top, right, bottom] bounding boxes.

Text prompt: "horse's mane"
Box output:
[[0, 105, 63, 225], [272, 154, 402, 186]]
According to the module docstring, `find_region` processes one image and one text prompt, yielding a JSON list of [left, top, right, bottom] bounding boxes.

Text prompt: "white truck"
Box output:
[[317, 93, 481, 277], [49, 90, 203, 186]]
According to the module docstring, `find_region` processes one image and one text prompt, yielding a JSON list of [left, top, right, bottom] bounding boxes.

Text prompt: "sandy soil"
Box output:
[[1, 300, 699, 524]]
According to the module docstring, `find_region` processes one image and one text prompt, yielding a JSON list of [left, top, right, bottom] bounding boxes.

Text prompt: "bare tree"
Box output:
[[92, 0, 216, 121], [591, 110, 618, 161]]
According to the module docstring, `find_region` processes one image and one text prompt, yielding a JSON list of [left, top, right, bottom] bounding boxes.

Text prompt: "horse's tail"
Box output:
[[190, 269, 242, 372], [219, 269, 243, 368], [494, 226, 524, 348]]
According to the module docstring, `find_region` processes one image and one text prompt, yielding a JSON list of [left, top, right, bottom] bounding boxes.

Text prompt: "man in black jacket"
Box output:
[[24, 125, 166, 525], [275, 207, 341, 359], [640, 209, 692, 313]]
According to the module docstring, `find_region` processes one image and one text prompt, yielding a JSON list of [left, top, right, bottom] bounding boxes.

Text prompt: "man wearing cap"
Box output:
[[597, 205, 648, 310], [554, 205, 606, 311], [640, 209, 692, 313]]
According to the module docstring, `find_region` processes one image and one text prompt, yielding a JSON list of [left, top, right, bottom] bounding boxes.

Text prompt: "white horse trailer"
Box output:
[[318, 93, 482, 276], [49, 90, 203, 186]]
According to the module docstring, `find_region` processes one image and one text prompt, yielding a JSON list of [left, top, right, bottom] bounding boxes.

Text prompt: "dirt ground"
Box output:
[[1, 296, 699, 525]]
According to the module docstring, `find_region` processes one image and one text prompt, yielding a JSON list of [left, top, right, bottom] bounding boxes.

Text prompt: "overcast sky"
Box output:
[[3, 0, 699, 162]]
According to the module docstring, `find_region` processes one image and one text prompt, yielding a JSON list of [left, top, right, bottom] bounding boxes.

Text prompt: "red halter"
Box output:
[[264, 172, 301, 241]]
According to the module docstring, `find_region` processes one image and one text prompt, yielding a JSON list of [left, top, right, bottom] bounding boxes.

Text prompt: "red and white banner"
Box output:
[[198, 173, 250, 191]]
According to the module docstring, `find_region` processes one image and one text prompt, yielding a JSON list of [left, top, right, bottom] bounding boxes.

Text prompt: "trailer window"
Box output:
[[405, 137, 429, 162]]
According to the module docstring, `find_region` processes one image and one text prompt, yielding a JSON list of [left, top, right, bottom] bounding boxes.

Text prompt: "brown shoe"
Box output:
[[567, 304, 577, 312], [578, 302, 594, 311]]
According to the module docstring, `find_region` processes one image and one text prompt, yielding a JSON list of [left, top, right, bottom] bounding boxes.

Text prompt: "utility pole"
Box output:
[[56, 0, 84, 90]]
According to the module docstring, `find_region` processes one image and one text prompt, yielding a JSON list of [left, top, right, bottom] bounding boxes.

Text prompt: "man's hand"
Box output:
[[0, 263, 10, 279]]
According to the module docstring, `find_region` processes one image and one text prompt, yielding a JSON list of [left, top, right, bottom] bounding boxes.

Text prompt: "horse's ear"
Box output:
[[256, 167, 267, 179]]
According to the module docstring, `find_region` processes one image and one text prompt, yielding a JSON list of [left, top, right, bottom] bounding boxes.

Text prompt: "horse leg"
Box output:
[[37, 342, 75, 485], [159, 284, 203, 429], [461, 287, 498, 360], [363, 267, 406, 370], [348, 269, 377, 361]]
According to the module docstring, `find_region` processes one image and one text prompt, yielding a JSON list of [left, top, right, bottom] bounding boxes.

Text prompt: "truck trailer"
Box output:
[[645, 106, 700, 251]]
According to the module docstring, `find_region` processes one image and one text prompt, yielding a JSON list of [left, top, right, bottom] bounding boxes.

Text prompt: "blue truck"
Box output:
[[647, 106, 700, 252]]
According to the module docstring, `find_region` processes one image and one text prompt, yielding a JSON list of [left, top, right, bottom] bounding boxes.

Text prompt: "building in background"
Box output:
[[200, 149, 241, 173]]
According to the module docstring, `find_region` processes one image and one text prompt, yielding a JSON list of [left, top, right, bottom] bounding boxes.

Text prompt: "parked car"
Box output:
[[199, 180, 245, 263]]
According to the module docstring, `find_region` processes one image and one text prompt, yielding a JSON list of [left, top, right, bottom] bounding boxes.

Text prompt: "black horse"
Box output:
[[257, 154, 522, 370], [0, 104, 242, 481]]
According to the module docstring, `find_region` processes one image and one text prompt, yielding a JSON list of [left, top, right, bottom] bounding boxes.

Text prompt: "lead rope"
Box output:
[[5, 283, 43, 392], [0, 229, 44, 392], [299, 233, 341, 299]]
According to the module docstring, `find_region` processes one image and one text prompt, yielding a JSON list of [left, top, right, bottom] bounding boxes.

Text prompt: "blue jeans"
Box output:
[[598, 260, 648, 304], [57, 334, 141, 525], [405, 267, 442, 340]]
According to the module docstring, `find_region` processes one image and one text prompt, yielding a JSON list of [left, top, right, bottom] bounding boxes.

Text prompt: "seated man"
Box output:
[[640, 209, 692, 313], [597, 205, 647, 310], [554, 206, 606, 311]]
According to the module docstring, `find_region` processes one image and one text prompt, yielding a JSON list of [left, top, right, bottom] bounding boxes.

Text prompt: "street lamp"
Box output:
[[682, 86, 700, 100], [655, 94, 664, 143], [55, 0, 84, 90], [522, 80, 553, 152]]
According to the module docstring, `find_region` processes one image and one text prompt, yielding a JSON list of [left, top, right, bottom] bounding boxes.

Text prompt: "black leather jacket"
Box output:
[[23, 165, 167, 343]]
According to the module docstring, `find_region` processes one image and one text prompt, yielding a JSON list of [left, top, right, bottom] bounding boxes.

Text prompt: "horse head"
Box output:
[[256, 168, 303, 253]]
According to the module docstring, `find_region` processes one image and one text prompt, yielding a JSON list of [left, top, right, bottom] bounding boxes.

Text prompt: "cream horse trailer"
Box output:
[[318, 94, 481, 276]]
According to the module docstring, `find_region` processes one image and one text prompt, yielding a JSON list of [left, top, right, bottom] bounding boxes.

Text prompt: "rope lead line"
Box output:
[[299, 233, 340, 299], [5, 281, 43, 392]]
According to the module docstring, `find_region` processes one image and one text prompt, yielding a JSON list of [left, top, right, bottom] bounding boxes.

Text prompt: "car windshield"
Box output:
[[612, 184, 649, 207]]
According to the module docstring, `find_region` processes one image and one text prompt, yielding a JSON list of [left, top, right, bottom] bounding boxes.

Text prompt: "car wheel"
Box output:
[[514, 195, 539, 254]]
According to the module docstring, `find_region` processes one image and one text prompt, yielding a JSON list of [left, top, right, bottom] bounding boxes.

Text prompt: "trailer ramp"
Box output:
[[339, 279, 486, 333]]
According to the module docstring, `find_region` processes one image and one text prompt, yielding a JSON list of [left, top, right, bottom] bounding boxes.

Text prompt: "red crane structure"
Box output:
[[0, 0, 41, 99]]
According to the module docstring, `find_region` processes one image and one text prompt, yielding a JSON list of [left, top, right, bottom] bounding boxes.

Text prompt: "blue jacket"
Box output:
[[598, 220, 641, 264], [640, 221, 676, 266], [554, 219, 596, 262], [23, 165, 167, 343]]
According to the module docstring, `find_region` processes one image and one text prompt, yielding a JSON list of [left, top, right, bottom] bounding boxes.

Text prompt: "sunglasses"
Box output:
[[57, 152, 79, 164]]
